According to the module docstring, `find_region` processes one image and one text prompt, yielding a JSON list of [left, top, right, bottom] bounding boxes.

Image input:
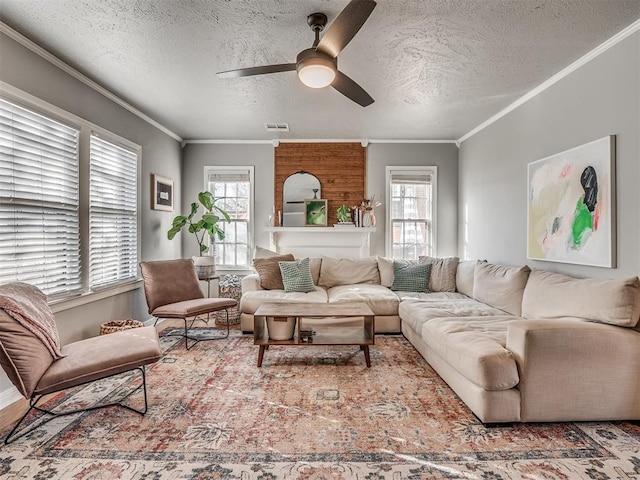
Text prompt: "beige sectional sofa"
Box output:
[[240, 254, 640, 424]]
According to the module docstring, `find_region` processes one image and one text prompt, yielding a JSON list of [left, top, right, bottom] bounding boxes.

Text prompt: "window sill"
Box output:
[[49, 280, 143, 313]]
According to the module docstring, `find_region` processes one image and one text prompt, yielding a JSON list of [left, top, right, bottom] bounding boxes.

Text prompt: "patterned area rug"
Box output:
[[1, 329, 639, 479]]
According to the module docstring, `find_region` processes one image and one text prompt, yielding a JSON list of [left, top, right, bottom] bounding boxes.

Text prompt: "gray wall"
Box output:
[[458, 32, 639, 279], [0, 32, 183, 342], [367, 143, 459, 257], [182, 142, 459, 259], [181, 143, 275, 260]]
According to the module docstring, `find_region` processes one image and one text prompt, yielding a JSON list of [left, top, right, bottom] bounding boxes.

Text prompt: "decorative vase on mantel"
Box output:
[[193, 254, 216, 280]]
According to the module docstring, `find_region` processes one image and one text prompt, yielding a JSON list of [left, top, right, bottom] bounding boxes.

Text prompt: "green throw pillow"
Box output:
[[278, 257, 316, 293], [390, 260, 432, 293]]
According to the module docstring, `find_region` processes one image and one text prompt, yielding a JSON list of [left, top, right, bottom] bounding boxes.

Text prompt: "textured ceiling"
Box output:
[[1, 1, 638, 141]]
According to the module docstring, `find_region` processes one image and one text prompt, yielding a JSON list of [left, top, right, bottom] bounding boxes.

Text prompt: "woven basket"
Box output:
[[99, 319, 144, 335]]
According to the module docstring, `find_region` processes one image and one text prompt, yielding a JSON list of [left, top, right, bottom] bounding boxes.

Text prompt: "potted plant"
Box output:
[[167, 191, 231, 278], [336, 204, 353, 225]]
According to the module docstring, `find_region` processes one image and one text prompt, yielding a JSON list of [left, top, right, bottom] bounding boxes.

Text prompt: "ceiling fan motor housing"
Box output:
[[296, 48, 337, 88]]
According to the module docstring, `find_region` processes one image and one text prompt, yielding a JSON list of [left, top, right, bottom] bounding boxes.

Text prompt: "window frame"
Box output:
[[203, 165, 254, 271], [0, 85, 142, 311], [385, 166, 438, 259]]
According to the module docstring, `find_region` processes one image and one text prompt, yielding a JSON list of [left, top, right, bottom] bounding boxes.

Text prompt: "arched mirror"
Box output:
[[282, 171, 321, 226]]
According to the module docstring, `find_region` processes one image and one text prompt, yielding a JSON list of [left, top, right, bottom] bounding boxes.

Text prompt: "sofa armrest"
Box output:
[[506, 319, 640, 422], [241, 273, 263, 293]]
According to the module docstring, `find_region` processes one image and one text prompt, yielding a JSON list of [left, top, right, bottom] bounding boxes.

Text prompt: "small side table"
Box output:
[[199, 274, 220, 298]]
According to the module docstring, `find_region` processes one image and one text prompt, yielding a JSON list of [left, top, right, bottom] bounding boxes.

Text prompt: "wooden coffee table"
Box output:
[[253, 302, 375, 367]]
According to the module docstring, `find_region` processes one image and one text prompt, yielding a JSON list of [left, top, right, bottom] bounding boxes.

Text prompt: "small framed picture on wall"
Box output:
[[304, 199, 328, 226], [151, 174, 173, 211]]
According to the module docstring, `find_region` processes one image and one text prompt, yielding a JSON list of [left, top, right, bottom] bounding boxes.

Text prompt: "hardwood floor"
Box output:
[[0, 318, 239, 432]]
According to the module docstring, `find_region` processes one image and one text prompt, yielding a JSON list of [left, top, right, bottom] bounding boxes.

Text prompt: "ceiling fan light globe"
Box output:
[[298, 64, 336, 88]]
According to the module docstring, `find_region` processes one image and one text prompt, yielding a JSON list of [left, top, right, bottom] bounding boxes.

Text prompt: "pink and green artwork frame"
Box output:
[[527, 135, 616, 268]]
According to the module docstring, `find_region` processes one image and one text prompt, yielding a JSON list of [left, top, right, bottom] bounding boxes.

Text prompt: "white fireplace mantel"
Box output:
[[265, 227, 376, 258]]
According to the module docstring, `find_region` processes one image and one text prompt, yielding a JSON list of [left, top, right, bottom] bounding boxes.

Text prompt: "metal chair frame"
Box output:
[[4, 366, 148, 445], [154, 308, 231, 350]]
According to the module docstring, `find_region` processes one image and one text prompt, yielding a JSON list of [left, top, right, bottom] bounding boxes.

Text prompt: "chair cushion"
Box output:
[[35, 326, 162, 395], [140, 259, 204, 312], [0, 310, 54, 398], [152, 298, 237, 318], [253, 254, 295, 290]]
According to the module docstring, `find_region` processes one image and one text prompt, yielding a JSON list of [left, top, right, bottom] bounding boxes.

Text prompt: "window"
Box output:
[[386, 167, 437, 260], [0, 97, 81, 298], [89, 134, 138, 288], [204, 166, 253, 269], [0, 93, 140, 302]]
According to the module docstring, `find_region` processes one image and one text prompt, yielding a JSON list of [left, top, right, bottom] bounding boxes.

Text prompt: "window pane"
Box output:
[[236, 221, 248, 243], [0, 98, 81, 296], [89, 134, 138, 288]]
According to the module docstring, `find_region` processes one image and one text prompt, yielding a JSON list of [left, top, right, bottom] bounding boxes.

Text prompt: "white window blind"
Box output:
[[206, 167, 253, 269], [89, 134, 138, 288], [0, 97, 81, 297], [388, 169, 435, 260]]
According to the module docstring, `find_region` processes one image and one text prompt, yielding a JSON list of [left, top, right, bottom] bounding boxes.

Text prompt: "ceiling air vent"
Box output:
[[265, 123, 289, 132]]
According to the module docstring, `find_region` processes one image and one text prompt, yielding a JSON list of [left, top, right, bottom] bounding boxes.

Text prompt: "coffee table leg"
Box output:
[[257, 345, 266, 367], [363, 345, 371, 367]]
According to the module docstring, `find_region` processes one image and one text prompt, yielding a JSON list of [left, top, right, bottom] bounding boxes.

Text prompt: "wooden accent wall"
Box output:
[[274, 143, 366, 226]]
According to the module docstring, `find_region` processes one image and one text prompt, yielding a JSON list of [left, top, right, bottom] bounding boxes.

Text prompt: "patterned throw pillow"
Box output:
[[390, 260, 432, 293], [278, 257, 316, 293], [253, 254, 295, 290]]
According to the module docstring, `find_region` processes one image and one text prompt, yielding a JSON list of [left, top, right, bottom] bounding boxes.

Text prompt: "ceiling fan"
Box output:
[[217, 0, 377, 107]]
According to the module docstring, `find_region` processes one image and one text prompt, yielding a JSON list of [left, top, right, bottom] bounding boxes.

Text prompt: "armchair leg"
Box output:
[[4, 367, 149, 445]]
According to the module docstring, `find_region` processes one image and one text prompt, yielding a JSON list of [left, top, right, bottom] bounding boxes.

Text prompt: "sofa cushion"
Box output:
[[396, 291, 468, 301], [377, 256, 394, 287], [253, 254, 295, 290], [327, 284, 400, 316], [239, 287, 329, 314], [456, 260, 477, 296], [419, 256, 459, 292], [399, 297, 509, 335], [522, 269, 640, 327], [421, 315, 521, 391], [279, 257, 316, 293], [473, 262, 530, 316], [391, 261, 431, 293], [318, 256, 380, 288]]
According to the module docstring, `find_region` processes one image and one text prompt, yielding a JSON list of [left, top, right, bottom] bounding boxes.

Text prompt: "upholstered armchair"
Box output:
[[139, 259, 237, 349], [0, 282, 162, 444]]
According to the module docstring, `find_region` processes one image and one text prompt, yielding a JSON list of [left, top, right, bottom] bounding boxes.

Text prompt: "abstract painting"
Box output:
[[527, 135, 616, 267]]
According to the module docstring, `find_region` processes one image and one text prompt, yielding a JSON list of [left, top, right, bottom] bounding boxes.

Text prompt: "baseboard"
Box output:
[[0, 385, 23, 410]]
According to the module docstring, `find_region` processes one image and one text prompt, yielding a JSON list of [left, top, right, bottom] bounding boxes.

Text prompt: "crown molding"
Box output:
[[0, 21, 183, 143], [184, 138, 457, 145], [457, 18, 640, 145]]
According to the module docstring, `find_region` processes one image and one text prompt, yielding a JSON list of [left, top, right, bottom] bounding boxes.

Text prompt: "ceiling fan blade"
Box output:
[[331, 70, 374, 107], [316, 0, 376, 58], [217, 63, 296, 78]]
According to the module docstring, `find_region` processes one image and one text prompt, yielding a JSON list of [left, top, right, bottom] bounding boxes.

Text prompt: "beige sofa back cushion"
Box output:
[[456, 260, 477, 297], [473, 262, 531, 316], [318, 256, 380, 288], [377, 256, 394, 287], [419, 256, 459, 292], [522, 269, 640, 327]]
